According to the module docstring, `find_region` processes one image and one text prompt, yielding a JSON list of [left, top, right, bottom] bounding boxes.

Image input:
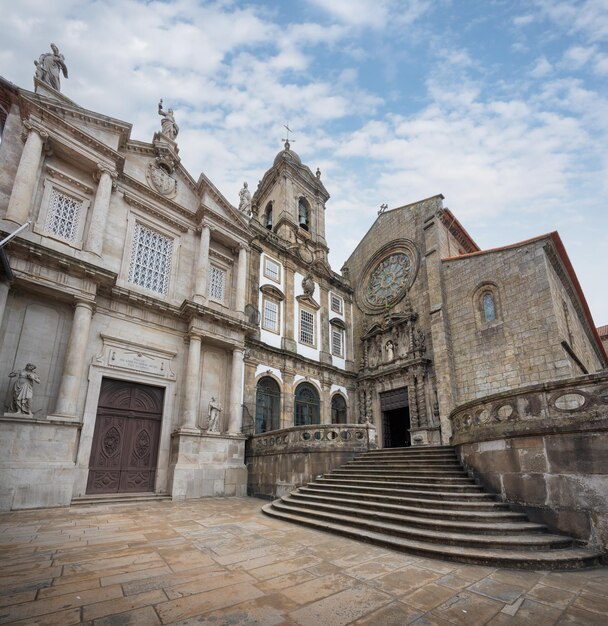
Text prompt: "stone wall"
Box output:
[[246, 424, 376, 499], [0, 416, 80, 510], [443, 237, 603, 406], [450, 372, 608, 551]]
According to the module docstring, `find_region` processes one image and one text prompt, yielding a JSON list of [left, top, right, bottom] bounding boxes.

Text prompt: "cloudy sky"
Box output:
[[1, 0, 607, 323]]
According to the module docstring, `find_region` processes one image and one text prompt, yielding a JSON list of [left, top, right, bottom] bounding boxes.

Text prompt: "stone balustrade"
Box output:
[[246, 423, 376, 499], [248, 423, 376, 455], [449, 372, 608, 446]]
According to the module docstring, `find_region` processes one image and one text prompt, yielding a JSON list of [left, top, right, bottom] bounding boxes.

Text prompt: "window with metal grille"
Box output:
[[208, 265, 226, 301], [331, 394, 347, 424], [262, 298, 279, 333], [128, 222, 173, 295], [294, 382, 320, 425], [331, 327, 343, 357], [299, 308, 315, 346], [255, 376, 281, 433], [45, 189, 82, 242], [264, 257, 280, 282], [330, 293, 343, 314]]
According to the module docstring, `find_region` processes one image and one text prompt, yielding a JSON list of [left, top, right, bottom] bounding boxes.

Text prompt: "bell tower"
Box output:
[[252, 138, 329, 264]]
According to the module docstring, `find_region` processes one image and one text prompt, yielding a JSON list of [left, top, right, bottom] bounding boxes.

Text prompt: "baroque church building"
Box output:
[[1, 47, 607, 559]]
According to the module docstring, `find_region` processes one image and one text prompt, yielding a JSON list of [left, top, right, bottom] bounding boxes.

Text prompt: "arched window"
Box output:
[[294, 382, 320, 426], [483, 292, 496, 322], [298, 197, 310, 231], [331, 394, 347, 424], [264, 202, 273, 230], [255, 377, 281, 433]]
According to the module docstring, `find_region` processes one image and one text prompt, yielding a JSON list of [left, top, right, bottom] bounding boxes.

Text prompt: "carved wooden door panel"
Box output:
[[87, 379, 163, 495]]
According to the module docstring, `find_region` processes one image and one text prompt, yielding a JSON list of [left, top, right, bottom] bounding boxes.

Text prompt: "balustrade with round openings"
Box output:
[[553, 392, 586, 411], [495, 403, 515, 421]]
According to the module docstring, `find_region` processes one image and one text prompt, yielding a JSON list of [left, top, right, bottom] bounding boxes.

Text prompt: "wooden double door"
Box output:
[[87, 379, 163, 494]]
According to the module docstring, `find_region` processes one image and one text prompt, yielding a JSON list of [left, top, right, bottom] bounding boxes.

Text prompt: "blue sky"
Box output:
[[1, 0, 607, 323]]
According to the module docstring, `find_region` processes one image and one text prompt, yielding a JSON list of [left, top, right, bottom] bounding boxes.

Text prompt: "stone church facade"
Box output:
[[0, 51, 606, 549]]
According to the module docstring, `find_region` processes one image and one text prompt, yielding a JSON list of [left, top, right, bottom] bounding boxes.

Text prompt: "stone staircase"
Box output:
[[72, 492, 172, 506], [262, 445, 604, 569]]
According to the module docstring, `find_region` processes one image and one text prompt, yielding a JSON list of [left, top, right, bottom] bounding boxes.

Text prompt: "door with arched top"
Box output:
[[87, 379, 163, 494]]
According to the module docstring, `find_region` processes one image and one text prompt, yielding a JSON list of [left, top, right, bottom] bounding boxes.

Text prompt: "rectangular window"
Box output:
[[331, 328, 344, 357], [45, 189, 82, 242], [300, 308, 315, 346], [208, 265, 227, 301], [264, 257, 281, 283], [262, 298, 279, 333], [330, 293, 343, 314], [128, 222, 173, 295]]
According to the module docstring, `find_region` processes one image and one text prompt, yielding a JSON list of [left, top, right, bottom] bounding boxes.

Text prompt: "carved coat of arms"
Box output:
[[146, 163, 177, 197]]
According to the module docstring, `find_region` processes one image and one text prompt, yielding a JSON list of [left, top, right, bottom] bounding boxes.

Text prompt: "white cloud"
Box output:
[[530, 56, 553, 78]]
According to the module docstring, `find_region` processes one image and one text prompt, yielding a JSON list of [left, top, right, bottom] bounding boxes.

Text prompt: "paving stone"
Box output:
[[282, 573, 356, 605], [352, 600, 424, 625], [572, 591, 608, 615], [288, 584, 392, 626], [558, 605, 608, 625], [526, 583, 577, 610], [401, 582, 457, 611], [372, 565, 441, 595], [83, 589, 167, 621], [430, 590, 504, 625], [467, 577, 526, 603]]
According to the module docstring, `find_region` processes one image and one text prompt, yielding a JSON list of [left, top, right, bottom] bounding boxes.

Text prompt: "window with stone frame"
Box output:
[[255, 376, 281, 433], [473, 282, 501, 329], [263, 256, 281, 283], [128, 222, 173, 295], [330, 293, 343, 314], [45, 188, 83, 242], [208, 265, 227, 302], [294, 382, 320, 426], [299, 307, 315, 346], [331, 327, 344, 357], [261, 296, 280, 333], [331, 394, 347, 424]]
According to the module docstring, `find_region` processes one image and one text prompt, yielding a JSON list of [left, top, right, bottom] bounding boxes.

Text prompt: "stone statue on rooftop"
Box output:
[[7, 363, 40, 415], [34, 44, 68, 92], [238, 182, 252, 215], [158, 99, 179, 140]]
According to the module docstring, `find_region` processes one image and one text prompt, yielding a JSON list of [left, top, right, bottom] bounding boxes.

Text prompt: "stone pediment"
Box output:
[[260, 284, 285, 301], [21, 89, 131, 150], [296, 293, 320, 311]]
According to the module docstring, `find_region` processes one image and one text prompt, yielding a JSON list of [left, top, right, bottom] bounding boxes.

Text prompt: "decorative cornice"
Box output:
[[123, 191, 190, 233], [45, 164, 95, 194], [260, 284, 285, 301]]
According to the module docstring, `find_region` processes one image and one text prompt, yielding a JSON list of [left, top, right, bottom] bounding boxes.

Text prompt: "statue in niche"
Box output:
[[238, 182, 252, 215], [302, 273, 315, 297], [207, 397, 222, 432], [7, 364, 40, 415], [414, 329, 426, 353], [385, 340, 395, 362], [34, 44, 68, 91], [158, 99, 179, 140]]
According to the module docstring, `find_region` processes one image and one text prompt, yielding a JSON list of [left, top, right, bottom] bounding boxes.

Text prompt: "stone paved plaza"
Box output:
[[0, 497, 606, 625]]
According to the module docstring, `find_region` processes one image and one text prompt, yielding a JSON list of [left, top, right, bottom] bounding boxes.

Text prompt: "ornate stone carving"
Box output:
[[34, 43, 68, 91], [7, 363, 40, 415], [158, 99, 179, 140], [357, 240, 420, 313], [145, 162, 177, 197], [302, 273, 315, 297]]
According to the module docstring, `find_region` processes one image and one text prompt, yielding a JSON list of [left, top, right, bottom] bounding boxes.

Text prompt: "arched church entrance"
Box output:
[[380, 387, 410, 448], [86, 379, 163, 494]]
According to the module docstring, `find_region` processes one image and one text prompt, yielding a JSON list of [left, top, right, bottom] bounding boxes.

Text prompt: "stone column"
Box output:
[[228, 347, 244, 434], [55, 299, 94, 417], [181, 331, 202, 430], [85, 163, 116, 256], [5, 122, 48, 225], [0, 281, 10, 329], [235, 243, 248, 312], [193, 222, 211, 302]]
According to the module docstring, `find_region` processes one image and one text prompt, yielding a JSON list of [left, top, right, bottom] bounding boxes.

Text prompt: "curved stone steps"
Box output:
[[333, 468, 468, 477], [312, 480, 496, 500], [299, 486, 510, 511], [271, 499, 568, 550], [318, 477, 485, 492], [261, 503, 603, 570], [289, 490, 528, 522]]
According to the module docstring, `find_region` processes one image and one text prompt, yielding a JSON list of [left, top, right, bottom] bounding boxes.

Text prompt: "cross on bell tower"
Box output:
[[282, 123, 296, 150]]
